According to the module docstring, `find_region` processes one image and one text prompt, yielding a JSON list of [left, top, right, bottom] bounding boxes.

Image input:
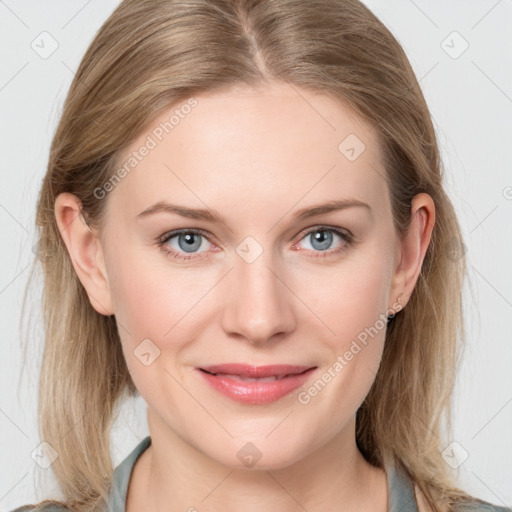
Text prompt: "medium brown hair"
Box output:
[[21, 0, 475, 510]]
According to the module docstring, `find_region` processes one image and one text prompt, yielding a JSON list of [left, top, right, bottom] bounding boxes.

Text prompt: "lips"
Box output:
[[199, 363, 314, 378], [197, 364, 317, 404]]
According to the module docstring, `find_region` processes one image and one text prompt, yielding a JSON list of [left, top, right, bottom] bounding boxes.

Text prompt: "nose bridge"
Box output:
[[221, 237, 295, 343]]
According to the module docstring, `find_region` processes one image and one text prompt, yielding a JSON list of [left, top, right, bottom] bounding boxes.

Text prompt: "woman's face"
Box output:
[[94, 82, 409, 469]]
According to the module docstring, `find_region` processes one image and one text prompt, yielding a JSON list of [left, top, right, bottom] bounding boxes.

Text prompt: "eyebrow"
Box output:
[[136, 199, 371, 223]]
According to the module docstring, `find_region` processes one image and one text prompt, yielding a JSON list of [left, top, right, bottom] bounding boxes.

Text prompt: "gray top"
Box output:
[[11, 436, 512, 511]]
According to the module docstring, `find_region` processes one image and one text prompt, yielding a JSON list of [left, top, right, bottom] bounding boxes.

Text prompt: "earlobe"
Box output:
[[389, 193, 436, 309], [54, 192, 114, 316]]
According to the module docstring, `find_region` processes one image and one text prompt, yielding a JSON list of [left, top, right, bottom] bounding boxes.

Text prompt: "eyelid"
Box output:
[[294, 223, 353, 241], [159, 227, 216, 245]]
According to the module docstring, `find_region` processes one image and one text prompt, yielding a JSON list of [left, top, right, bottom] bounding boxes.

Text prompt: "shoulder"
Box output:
[[414, 484, 511, 512]]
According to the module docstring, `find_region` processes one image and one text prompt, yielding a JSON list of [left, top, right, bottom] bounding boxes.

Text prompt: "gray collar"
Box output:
[[107, 436, 418, 511], [386, 463, 419, 511]]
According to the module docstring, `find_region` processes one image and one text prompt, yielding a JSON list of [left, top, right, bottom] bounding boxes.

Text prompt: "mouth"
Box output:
[[199, 363, 314, 378], [200, 371, 297, 382], [196, 364, 317, 404]]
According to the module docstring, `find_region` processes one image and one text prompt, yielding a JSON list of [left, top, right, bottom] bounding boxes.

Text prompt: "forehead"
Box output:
[[107, 82, 388, 221]]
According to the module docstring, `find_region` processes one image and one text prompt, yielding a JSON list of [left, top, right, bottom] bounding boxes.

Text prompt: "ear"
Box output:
[[388, 192, 436, 310], [54, 192, 114, 316]]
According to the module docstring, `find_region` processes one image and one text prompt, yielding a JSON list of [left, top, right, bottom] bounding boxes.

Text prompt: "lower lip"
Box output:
[[197, 368, 316, 404]]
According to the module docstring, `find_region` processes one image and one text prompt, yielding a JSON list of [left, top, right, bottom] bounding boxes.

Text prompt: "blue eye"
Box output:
[[158, 226, 353, 262], [293, 227, 352, 257], [174, 232, 204, 253], [159, 229, 212, 261], [304, 229, 336, 251]]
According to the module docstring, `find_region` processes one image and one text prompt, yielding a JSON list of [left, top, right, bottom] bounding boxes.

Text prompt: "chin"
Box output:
[[203, 436, 311, 472]]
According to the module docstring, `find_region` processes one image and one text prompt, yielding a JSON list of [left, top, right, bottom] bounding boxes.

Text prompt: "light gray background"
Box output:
[[1, 0, 511, 510]]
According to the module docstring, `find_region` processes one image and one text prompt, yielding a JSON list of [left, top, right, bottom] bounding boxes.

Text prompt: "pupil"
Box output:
[[312, 230, 332, 251], [179, 232, 201, 252]]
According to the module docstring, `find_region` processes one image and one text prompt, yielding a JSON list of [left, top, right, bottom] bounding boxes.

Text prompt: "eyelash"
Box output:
[[157, 226, 354, 262]]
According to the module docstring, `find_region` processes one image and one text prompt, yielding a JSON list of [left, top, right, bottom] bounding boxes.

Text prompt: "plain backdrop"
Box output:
[[1, 0, 511, 510]]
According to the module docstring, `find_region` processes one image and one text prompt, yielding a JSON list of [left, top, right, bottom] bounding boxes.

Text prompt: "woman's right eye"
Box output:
[[158, 229, 215, 261]]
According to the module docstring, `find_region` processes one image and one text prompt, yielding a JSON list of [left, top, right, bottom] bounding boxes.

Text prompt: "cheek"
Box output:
[[105, 250, 221, 386], [107, 247, 198, 338], [298, 252, 392, 338], [297, 261, 390, 412], [106, 254, 188, 401], [295, 245, 393, 399]]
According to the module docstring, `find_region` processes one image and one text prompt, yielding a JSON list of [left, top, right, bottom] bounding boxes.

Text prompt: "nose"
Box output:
[[220, 248, 296, 345]]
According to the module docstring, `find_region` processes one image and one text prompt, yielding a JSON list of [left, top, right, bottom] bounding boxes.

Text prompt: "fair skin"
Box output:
[[55, 82, 435, 512]]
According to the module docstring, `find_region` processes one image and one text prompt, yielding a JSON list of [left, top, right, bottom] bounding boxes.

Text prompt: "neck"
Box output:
[[127, 408, 388, 512]]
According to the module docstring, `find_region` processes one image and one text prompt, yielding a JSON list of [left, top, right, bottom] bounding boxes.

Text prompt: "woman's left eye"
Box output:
[[158, 226, 353, 262], [293, 227, 352, 257]]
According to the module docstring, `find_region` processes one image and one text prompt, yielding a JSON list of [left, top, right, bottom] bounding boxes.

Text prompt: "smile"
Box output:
[[196, 364, 317, 404]]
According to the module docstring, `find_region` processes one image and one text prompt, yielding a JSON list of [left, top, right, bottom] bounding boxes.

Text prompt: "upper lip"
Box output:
[[199, 364, 316, 378]]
